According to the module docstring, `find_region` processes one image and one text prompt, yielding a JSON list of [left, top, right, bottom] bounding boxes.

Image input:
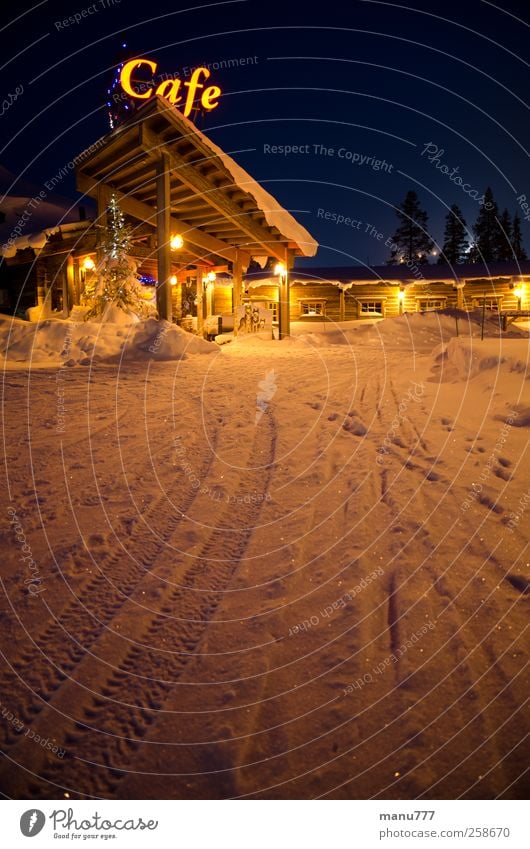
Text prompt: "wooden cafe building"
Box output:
[[2, 92, 530, 331], [1, 94, 317, 336]]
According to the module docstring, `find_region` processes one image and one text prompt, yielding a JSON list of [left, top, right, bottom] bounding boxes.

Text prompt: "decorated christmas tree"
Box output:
[[86, 194, 156, 322]]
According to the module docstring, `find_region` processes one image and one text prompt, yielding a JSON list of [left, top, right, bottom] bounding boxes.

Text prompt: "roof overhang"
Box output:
[[75, 97, 317, 269]]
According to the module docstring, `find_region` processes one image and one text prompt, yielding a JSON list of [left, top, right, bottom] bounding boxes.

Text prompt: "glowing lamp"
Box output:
[[513, 286, 523, 299], [83, 257, 95, 270], [170, 275, 177, 286], [170, 234, 184, 250], [398, 289, 405, 302], [274, 262, 286, 276], [205, 271, 216, 283]]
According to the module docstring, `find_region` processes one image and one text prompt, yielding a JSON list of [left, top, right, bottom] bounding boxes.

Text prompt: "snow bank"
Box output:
[[290, 310, 529, 352], [438, 336, 530, 380], [0, 315, 216, 366]]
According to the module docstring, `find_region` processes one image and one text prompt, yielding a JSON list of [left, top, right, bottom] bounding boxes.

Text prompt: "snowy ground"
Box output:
[[0, 310, 528, 799]]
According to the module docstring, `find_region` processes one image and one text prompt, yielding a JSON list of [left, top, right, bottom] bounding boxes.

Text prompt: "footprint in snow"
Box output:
[[342, 418, 367, 436]]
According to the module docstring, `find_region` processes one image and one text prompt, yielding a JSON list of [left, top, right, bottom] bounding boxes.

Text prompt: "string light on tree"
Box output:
[[86, 193, 155, 320]]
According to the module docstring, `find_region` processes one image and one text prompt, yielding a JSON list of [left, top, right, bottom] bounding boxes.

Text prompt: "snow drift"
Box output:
[[0, 315, 216, 366]]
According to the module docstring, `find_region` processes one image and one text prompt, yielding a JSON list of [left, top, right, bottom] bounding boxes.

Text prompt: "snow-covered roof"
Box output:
[[75, 96, 318, 264], [244, 261, 530, 287], [190, 123, 318, 258], [1, 219, 93, 258]]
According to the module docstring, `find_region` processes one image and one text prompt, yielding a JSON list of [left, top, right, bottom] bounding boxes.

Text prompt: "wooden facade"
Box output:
[[3, 234, 530, 328]]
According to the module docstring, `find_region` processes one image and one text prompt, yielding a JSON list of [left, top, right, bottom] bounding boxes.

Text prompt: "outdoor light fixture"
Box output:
[[170, 234, 184, 250], [398, 289, 405, 302], [83, 257, 95, 270], [513, 285, 523, 299], [274, 262, 286, 276], [205, 271, 216, 283], [170, 275, 177, 286]]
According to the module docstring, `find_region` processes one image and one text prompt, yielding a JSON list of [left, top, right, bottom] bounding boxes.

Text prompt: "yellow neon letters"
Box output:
[[120, 59, 221, 117], [120, 59, 156, 100]]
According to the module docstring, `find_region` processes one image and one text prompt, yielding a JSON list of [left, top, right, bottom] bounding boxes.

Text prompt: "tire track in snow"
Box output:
[[0, 433, 219, 780], [12, 412, 277, 799]]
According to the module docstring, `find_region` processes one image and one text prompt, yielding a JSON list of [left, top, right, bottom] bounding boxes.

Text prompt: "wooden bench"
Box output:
[[500, 310, 530, 330]]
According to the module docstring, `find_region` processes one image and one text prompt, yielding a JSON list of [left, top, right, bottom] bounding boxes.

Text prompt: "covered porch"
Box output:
[[74, 96, 317, 338]]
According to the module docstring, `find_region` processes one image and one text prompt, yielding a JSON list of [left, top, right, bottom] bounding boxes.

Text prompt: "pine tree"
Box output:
[[511, 213, 527, 260], [438, 204, 468, 264], [388, 190, 433, 264], [472, 187, 499, 262], [495, 209, 513, 261], [86, 194, 155, 321]]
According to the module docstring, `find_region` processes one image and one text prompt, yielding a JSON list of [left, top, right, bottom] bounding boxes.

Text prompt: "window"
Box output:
[[360, 301, 383, 314], [416, 298, 446, 312], [299, 300, 326, 316], [267, 301, 278, 322], [472, 296, 503, 312]]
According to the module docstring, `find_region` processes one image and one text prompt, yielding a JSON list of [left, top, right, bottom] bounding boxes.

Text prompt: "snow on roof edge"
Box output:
[[160, 101, 318, 257]]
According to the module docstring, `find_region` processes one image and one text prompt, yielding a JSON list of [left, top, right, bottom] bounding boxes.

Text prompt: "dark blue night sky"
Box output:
[[2, 0, 530, 265]]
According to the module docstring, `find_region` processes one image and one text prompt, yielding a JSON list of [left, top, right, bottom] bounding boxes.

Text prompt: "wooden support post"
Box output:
[[339, 286, 346, 322], [232, 248, 243, 336], [156, 155, 172, 322], [196, 274, 204, 336], [278, 247, 293, 340], [61, 267, 69, 318], [96, 185, 109, 264], [73, 259, 81, 305], [66, 255, 76, 309]]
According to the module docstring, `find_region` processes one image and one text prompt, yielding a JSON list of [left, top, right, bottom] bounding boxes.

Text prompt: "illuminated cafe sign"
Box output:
[[120, 59, 221, 117]]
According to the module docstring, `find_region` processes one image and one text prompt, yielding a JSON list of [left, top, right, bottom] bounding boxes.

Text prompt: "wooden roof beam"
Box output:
[[139, 125, 286, 261], [77, 170, 250, 267]]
